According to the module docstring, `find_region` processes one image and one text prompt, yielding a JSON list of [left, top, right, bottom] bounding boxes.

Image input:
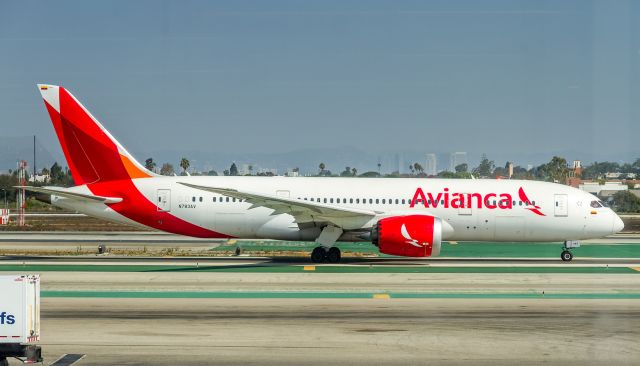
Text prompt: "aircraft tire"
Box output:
[[326, 247, 341, 263], [311, 247, 326, 263], [561, 250, 573, 262]]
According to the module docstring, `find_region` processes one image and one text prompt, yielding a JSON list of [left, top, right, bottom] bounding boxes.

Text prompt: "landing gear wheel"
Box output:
[[311, 247, 326, 263], [326, 247, 341, 263], [0, 358, 8, 366], [561, 250, 573, 262]]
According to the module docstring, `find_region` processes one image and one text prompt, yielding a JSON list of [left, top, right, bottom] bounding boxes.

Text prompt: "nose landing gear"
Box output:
[[561, 250, 573, 262], [560, 240, 581, 262]]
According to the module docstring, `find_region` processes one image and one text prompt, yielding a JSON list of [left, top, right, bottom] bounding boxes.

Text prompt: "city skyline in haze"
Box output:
[[1, 1, 639, 173]]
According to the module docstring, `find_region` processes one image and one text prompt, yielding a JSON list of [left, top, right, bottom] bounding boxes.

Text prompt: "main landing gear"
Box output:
[[310, 246, 341, 263], [560, 240, 581, 262], [311, 225, 344, 263]]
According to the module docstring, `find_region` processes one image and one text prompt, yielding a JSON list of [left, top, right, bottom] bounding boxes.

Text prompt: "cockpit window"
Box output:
[[590, 200, 602, 208]]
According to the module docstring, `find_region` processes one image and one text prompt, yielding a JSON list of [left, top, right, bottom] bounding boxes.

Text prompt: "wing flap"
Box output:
[[16, 186, 123, 204], [179, 182, 377, 228]]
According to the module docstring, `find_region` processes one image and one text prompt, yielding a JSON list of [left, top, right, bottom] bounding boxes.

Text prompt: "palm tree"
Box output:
[[319, 162, 326, 175], [145, 158, 156, 172], [351, 167, 357, 176], [180, 158, 190, 175]]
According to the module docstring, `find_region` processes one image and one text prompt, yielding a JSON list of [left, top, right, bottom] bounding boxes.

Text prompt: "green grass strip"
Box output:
[[40, 290, 640, 299], [211, 241, 640, 258]]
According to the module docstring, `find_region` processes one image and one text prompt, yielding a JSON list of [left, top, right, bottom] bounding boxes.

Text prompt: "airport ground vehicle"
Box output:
[[23, 85, 624, 263], [0, 275, 41, 365]]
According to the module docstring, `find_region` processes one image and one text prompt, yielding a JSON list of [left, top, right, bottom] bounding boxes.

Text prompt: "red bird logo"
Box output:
[[518, 187, 545, 216]]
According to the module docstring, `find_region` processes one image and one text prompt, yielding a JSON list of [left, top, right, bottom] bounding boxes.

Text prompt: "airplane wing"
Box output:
[[16, 186, 123, 204], [179, 182, 378, 229]]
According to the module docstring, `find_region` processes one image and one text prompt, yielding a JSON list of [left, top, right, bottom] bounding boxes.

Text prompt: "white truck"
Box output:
[[0, 275, 42, 365]]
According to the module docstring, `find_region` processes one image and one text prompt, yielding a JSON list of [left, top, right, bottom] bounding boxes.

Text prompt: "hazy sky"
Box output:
[[1, 0, 638, 169]]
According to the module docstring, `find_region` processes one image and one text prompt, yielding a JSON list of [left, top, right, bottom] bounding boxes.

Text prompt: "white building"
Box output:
[[579, 182, 628, 196], [449, 152, 467, 172], [425, 153, 437, 176], [28, 174, 50, 183]]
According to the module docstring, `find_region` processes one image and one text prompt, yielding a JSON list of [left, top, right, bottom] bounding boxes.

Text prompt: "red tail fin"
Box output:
[[38, 84, 155, 185]]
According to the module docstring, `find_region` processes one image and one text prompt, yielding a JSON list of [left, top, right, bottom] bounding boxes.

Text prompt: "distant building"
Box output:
[[258, 168, 278, 176], [566, 160, 583, 186], [579, 181, 628, 197], [397, 154, 404, 175], [449, 152, 467, 172], [506, 162, 514, 178], [28, 174, 49, 183], [569, 160, 582, 178], [604, 172, 637, 180], [425, 154, 437, 176], [238, 163, 251, 176]]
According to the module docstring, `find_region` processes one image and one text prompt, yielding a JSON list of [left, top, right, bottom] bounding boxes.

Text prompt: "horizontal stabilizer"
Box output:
[[16, 186, 123, 204]]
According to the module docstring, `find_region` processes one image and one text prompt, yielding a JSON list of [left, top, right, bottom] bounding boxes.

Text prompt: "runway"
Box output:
[[38, 298, 640, 366], [1, 233, 639, 365]]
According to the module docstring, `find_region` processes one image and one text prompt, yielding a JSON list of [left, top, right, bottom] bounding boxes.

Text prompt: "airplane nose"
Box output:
[[613, 214, 624, 233]]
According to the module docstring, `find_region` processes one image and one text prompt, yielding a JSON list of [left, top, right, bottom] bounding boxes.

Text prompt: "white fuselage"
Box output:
[[52, 177, 623, 243]]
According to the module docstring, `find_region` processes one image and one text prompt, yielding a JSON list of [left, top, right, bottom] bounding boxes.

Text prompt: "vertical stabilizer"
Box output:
[[37, 84, 156, 185]]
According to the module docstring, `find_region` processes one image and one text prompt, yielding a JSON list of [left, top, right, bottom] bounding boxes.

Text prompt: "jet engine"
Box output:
[[371, 215, 442, 257]]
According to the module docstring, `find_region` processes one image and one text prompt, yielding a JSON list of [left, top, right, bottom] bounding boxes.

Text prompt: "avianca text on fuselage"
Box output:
[[409, 186, 542, 213]]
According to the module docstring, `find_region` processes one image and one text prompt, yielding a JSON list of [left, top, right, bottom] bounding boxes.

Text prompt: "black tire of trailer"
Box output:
[[0, 357, 8, 366]]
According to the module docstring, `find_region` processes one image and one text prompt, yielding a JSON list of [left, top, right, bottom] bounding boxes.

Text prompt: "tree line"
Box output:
[[1, 155, 640, 212]]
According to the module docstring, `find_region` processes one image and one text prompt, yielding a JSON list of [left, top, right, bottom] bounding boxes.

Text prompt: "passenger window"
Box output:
[[226, 197, 229, 202], [369, 199, 373, 204], [395, 199, 399, 204], [192, 197, 195, 202], [519, 201, 522, 206], [330, 198, 334, 203], [199, 197, 203, 202], [402, 199, 405, 204], [324, 198, 327, 203], [213, 197, 217, 202], [382, 199, 386, 204], [356, 199, 360, 204], [158, 197, 161, 202], [532, 201, 535, 205], [375, 199, 379, 204], [350, 198, 353, 203]]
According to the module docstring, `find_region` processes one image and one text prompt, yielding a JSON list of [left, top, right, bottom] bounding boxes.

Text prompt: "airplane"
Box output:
[[22, 84, 624, 263]]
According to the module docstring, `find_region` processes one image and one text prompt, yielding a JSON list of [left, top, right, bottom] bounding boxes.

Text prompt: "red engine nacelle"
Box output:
[[371, 215, 442, 257]]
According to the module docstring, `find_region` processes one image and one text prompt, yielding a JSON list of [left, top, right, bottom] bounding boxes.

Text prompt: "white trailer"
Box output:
[[0, 275, 42, 365]]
